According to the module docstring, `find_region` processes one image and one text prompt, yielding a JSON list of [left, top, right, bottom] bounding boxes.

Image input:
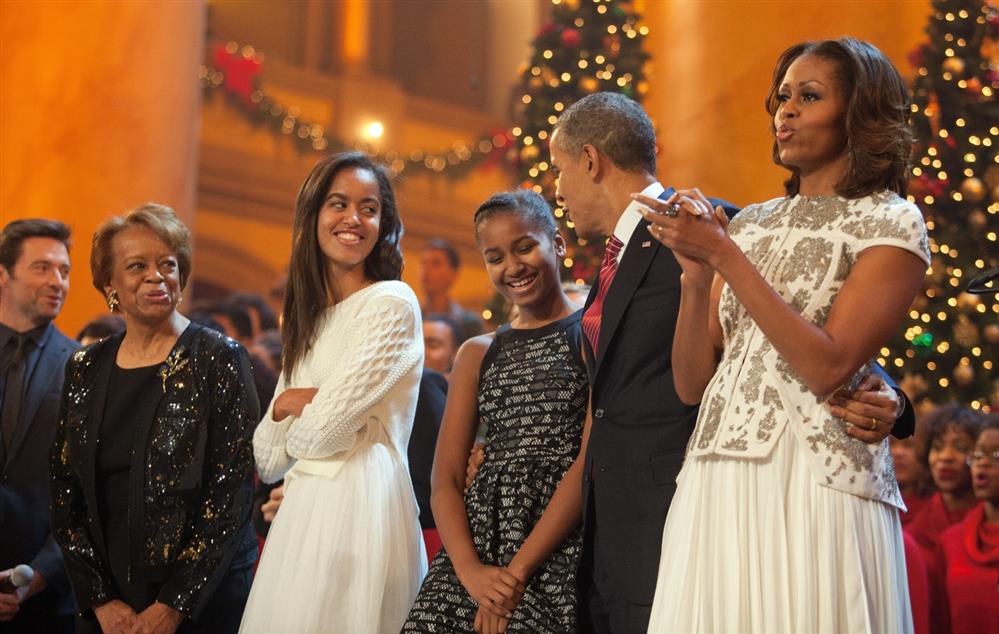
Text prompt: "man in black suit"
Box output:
[[0, 219, 79, 633], [549, 93, 914, 633]]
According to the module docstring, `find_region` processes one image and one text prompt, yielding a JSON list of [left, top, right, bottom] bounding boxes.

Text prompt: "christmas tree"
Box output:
[[881, 0, 999, 411], [510, 0, 649, 285]]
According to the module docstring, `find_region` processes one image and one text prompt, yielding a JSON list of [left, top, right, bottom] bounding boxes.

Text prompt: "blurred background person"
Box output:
[[933, 414, 999, 634], [226, 293, 278, 340], [419, 238, 483, 343], [422, 313, 459, 379], [892, 432, 935, 527], [50, 204, 260, 634], [907, 403, 984, 633], [75, 314, 126, 346], [908, 404, 984, 555], [0, 219, 77, 633]]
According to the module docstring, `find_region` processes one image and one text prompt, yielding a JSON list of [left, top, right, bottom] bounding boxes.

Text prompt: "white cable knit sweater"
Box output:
[[253, 281, 424, 483]]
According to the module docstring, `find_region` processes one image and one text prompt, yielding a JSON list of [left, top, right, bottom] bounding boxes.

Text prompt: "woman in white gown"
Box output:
[[638, 38, 929, 632], [240, 152, 426, 633]]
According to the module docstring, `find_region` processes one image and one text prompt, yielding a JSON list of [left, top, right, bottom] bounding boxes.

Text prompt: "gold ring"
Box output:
[[870, 418, 877, 431]]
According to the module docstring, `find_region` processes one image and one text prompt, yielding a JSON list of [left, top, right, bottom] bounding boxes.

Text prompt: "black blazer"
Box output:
[[409, 368, 447, 529], [50, 324, 259, 620], [580, 187, 739, 608], [0, 323, 78, 623]]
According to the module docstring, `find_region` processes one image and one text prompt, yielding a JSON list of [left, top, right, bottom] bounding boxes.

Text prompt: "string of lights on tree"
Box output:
[[880, 0, 999, 411], [200, 41, 513, 179], [511, 0, 650, 285]]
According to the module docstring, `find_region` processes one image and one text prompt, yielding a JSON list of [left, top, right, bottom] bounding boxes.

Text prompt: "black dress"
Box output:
[[97, 363, 158, 610], [403, 311, 588, 633]]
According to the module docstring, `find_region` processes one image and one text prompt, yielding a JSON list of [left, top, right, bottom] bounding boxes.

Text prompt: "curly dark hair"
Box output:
[[282, 152, 404, 375], [766, 37, 913, 198], [916, 402, 985, 470]]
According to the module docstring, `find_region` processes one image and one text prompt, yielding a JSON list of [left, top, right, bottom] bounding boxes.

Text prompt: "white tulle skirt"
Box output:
[[239, 444, 427, 634], [647, 429, 912, 634]]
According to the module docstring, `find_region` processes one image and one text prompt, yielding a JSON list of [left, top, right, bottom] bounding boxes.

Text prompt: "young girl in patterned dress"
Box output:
[[403, 190, 591, 633]]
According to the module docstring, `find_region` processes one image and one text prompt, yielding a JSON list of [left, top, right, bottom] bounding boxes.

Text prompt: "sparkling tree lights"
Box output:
[[881, 0, 999, 411]]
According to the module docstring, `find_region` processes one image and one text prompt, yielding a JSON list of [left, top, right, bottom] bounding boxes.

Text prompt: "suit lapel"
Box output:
[[5, 327, 65, 465], [592, 187, 674, 379]]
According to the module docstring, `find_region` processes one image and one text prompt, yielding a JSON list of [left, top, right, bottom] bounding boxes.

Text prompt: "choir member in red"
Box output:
[[934, 415, 999, 634], [907, 404, 984, 556], [893, 433, 934, 527]]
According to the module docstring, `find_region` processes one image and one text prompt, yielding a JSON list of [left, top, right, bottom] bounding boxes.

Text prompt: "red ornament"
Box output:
[[212, 44, 262, 105], [907, 44, 927, 69], [966, 77, 983, 95], [560, 28, 582, 49], [537, 22, 557, 38]]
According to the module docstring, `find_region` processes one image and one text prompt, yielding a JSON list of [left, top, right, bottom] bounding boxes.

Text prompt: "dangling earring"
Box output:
[[175, 292, 183, 306], [106, 290, 119, 312]]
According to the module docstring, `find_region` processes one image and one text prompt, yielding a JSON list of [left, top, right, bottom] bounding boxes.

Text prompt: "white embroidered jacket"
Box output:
[[688, 192, 930, 508]]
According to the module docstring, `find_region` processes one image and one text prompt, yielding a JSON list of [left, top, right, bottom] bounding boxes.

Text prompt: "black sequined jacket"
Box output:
[[50, 323, 259, 618]]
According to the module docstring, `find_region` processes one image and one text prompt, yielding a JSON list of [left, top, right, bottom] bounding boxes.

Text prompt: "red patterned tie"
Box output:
[[582, 235, 624, 358]]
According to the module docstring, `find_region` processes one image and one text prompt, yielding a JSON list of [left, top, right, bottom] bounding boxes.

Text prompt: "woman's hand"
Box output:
[[474, 605, 510, 634], [635, 189, 731, 280], [456, 563, 525, 618], [272, 387, 319, 421], [93, 599, 139, 634], [134, 602, 184, 634], [829, 374, 900, 444]]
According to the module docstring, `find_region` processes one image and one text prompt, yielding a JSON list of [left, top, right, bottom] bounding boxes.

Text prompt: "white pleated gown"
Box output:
[[239, 282, 427, 634], [646, 428, 911, 633]]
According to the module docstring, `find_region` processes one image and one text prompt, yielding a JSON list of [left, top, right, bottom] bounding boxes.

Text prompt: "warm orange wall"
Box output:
[[0, 0, 205, 337], [640, 0, 931, 208]]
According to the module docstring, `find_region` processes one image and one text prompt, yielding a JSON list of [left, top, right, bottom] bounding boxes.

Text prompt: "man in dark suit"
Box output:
[[0, 219, 78, 633], [549, 93, 914, 633]]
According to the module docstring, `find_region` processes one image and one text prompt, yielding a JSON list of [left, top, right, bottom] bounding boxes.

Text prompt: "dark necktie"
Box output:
[[1, 334, 32, 458], [582, 235, 624, 358]]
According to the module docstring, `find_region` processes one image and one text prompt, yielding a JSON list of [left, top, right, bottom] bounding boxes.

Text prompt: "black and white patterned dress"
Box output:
[[403, 311, 588, 633]]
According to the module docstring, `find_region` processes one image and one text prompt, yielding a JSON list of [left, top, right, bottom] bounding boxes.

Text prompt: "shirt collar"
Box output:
[[0, 321, 52, 350], [611, 181, 665, 264]]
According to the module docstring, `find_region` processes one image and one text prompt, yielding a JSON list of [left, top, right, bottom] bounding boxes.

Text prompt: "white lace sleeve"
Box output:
[[252, 369, 294, 483], [285, 293, 421, 459]]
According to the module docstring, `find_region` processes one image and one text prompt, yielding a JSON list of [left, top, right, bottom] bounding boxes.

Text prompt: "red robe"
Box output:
[[907, 492, 977, 557], [903, 531, 931, 634], [901, 492, 932, 528], [936, 505, 999, 634]]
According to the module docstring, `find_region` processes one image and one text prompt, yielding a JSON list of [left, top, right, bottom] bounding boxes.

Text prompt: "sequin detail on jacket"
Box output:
[[50, 325, 259, 617]]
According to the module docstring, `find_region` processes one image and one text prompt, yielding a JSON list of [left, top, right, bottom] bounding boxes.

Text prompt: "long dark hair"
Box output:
[[766, 37, 913, 198], [282, 152, 404, 375]]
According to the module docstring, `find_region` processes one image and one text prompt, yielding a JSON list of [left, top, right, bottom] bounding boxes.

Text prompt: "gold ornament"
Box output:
[[942, 56, 966, 75], [984, 323, 999, 344], [519, 144, 540, 162], [953, 363, 975, 387], [528, 76, 544, 91], [579, 76, 599, 94], [970, 209, 987, 229], [992, 185, 999, 203], [957, 292, 981, 309], [953, 313, 980, 347], [636, 80, 650, 97], [960, 177, 986, 202], [984, 165, 999, 190]]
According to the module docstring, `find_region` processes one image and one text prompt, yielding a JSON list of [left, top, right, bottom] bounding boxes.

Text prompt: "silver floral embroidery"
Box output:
[[696, 393, 726, 450]]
